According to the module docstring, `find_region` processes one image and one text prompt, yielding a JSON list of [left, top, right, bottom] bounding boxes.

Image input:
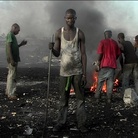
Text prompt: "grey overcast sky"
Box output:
[[0, 1, 138, 39], [0, 1, 137, 86]]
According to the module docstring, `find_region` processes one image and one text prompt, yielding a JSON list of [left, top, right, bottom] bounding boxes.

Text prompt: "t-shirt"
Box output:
[[97, 38, 121, 69], [134, 43, 138, 58], [122, 41, 137, 64], [60, 27, 82, 76], [6, 32, 20, 62]]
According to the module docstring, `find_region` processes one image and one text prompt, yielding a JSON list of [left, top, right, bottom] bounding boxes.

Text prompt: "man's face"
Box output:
[[64, 13, 76, 27], [135, 38, 138, 45], [118, 37, 122, 43], [13, 26, 20, 35], [118, 36, 124, 44], [104, 31, 112, 38]]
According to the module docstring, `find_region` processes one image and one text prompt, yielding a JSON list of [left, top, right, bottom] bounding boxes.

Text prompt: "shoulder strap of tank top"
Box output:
[[61, 27, 64, 39], [76, 28, 79, 39], [76, 28, 79, 33]]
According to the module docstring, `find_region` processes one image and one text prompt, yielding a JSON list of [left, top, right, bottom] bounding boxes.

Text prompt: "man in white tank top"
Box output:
[[49, 9, 88, 133]]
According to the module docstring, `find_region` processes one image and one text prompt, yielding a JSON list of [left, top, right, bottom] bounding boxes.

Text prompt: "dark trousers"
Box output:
[[57, 75, 87, 128]]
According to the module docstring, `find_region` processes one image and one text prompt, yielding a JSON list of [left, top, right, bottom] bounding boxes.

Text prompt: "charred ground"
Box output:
[[0, 67, 138, 138]]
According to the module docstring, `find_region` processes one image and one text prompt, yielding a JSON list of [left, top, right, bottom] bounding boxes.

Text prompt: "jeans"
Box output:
[[57, 75, 87, 128], [94, 68, 115, 99], [6, 63, 17, 97], [122, 63, 138, 96]]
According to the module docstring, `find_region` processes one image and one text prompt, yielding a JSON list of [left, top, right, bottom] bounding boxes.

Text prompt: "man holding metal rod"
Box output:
[[49, 9, 88, 133]]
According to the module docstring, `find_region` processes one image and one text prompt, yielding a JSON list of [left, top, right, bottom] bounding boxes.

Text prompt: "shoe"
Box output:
[[53, 124, 63, 132], [8, 96, 18, 100], [79, 126, 88, 133]]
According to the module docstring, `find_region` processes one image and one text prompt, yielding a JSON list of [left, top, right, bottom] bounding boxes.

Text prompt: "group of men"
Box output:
[[94, 31, 138, 103], [5, 8, 138, 133]]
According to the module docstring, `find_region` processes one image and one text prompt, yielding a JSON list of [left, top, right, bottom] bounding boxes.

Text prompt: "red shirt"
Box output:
[[97, 38, 121, 69]]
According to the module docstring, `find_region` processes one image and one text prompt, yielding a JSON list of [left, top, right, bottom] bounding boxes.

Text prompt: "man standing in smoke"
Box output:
[[5, 23, 27, 100], [134, 35, 138, 57], [118, 33, 138, 97], [94, 29, 121, 103], [49, 9, 88, 133]]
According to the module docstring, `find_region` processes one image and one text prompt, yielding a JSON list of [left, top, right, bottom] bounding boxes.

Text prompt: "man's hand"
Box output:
[[7, 57, 16, 66], [49, 42, 54, 50], [93, 61, 100, 72], [81, 75, 87, 87], [10, 60, 17, 66], [19, 40, 27, 47]]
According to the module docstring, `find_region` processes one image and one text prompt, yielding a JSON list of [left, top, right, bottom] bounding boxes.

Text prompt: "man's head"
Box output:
[[135, 35, 138, 45], [11, 23, 20, 35], [104, 29, 112, 39], [64, 9, 77, 27], [118, 33, 125, 43]]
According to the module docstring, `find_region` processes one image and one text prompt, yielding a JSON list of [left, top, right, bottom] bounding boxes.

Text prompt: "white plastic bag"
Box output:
[[123, 88, 138, 105]]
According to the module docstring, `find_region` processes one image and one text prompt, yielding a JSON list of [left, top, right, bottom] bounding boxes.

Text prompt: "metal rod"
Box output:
[[42, 34, 54, 137], [46, 34, 54, 126]]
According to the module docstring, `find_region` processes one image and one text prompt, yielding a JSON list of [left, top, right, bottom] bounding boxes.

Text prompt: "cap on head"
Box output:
[[104, 29, 112, 33]]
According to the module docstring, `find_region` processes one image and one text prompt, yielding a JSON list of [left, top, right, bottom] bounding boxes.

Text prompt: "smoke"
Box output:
[[42, 1, 107, 86], [0, 1, 138, 86]]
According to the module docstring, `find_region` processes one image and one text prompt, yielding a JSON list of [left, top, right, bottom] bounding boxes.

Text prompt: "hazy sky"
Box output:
[[0, 1, 138, 39], [0, 1, 137, 86]]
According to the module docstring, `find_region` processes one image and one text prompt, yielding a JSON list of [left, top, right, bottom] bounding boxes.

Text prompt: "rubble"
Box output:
[[0, 67, 138, 137]]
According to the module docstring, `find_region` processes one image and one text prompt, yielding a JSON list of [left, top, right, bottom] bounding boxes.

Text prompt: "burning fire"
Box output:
[[69, 71, 119, 94], [90, 72, 119, 93]]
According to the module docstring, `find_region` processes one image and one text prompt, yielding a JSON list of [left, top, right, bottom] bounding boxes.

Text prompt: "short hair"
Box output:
[[65, 9, 76, 16], [135, 35, 138, 40], [12, 23, 20, 28], [118, 33, 125, 39]]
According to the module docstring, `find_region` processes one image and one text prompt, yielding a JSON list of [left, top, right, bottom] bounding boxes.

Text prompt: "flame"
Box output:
[[69, 72, 119, 93], [90, 72, 98, 92], [114, 79, 119, 86], [90, 72, 119, 92]]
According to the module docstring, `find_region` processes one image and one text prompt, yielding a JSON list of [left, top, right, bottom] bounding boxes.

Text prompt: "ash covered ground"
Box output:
[[0, 67, 138, 138]]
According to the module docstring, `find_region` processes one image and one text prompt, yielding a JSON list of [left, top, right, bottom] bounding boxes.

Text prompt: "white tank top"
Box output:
[[60, 27, 82, 76]]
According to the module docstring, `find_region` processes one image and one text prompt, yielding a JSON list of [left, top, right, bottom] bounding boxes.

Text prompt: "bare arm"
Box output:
[[119, 53, 123, 66], [18, 40, 27, 47], [79, 30, 87, 77], [52, 29, 61, 57], [97, 54, 103, 63]]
